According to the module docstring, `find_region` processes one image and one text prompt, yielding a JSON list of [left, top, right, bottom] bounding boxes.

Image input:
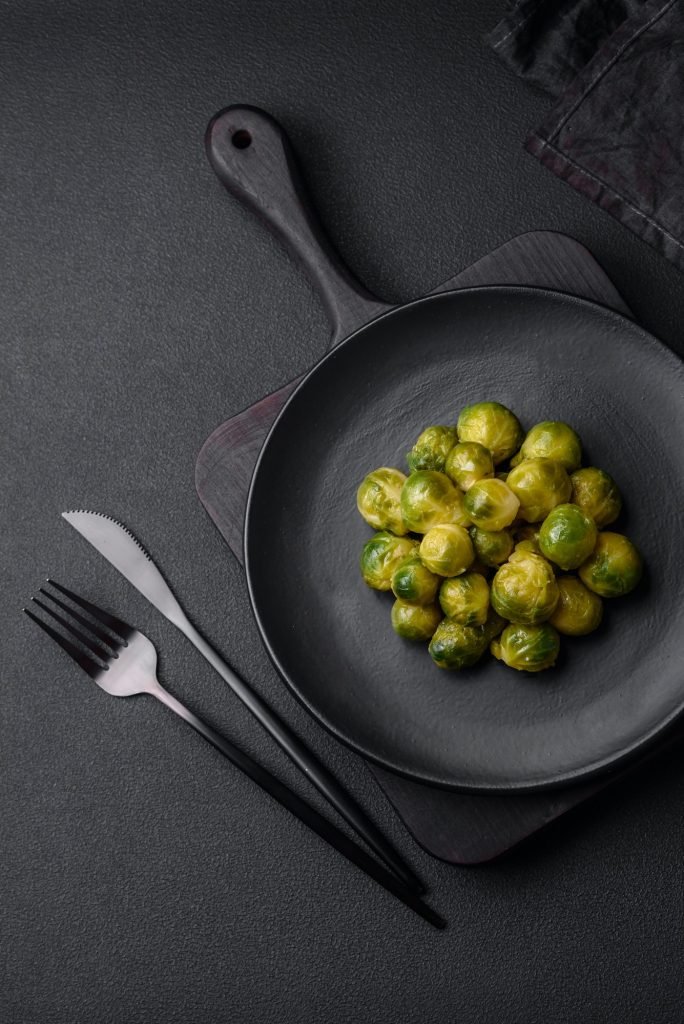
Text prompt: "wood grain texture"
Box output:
[[205, 106, 390, 344]]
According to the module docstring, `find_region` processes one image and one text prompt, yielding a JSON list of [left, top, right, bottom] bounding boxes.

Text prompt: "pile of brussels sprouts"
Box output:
[[357, 402, 643, 674]]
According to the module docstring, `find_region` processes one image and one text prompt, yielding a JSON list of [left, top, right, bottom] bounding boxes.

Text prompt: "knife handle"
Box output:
[[179, 616, 424, 896], [205, 105, 391, 345], [151, 682, 444, 929]]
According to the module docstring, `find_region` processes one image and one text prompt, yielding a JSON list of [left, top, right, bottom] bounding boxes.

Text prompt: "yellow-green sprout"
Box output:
[[406, 425, 458, 473], [550, 577, 603, 636], [506, 458, 572, 523], [491, 623, 560, 673], [570, 467, 622, 527], [391, 599, 442, 641], [428, 619, 489, 670], [400, 470, 468, 533], [514, 524, 540, 544], [482, 610, 507, 643], [456, 401, 524, 465], [490, 549, 559, 624], [470, 526, 515, 567], [463, 478, 520, 531], [444, 441, 494, 491], [439, 572, 490, 626], [511, 421, 582, 471], [391, 556, 440, 605], [539, 503, 598, 571], [419, 524, 474, 577], [360, 532, 419, 591], [579, 532, 643, 598], [356, 467, 408, 535]]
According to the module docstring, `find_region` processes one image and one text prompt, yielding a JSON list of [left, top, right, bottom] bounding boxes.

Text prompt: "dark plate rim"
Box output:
[[244, 284, 684, 793]]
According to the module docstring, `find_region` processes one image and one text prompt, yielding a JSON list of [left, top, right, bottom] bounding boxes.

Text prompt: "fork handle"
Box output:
[[178, 619, 423, 896], [149, 683, 444, 930]]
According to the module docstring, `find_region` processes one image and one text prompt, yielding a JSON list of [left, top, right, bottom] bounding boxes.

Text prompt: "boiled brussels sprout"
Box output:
[[514, 524, 540, 544], [400, 471, 468, 533], [470, 526, 514, 567], [456, 401, 523, 464], [482, 610, 507, 643], [419, 524, 474, 577], [356, 467, 408, 535], [428, 618, 489, 670], [506, 458, 572, 523], [549, 577, 603, 636], [512, 421, 582, 471], [391, 556, 440, 605], [357, 400, 643, 677], [513, 524, 543, 556], [463, 478, 520, 531], [570, 467, 622, 527], [391, 599, 442, 641], [491, 549, 559, 624], [444, 441, 494, 491], [407, 425, 458, 473], [539, 503, 598, 571], [360, 532, 419, 591], [579, 532, 643, 598], [438, 572, 490, 626], [491, 623, 560, 673]]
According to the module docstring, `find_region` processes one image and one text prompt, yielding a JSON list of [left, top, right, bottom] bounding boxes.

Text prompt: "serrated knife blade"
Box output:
[[62, 510, 190, 630]]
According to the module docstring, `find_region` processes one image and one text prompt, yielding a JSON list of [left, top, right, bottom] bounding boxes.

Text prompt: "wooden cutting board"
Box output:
[[195, 226, 684, 864]]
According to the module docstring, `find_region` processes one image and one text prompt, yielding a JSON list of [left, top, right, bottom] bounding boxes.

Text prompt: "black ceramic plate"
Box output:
[[245, 287, 684, 792]]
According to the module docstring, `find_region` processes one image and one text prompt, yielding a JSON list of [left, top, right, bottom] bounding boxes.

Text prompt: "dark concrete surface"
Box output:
[[2, 2, 683, 1021]]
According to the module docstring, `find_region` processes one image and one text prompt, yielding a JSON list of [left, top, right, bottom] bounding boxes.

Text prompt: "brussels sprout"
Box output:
[[444, 442, 494, 491], [391, 599, 442, 641], [407, 425, 458, 473], [391, 556, 440, 605], [356, 467, 408, 535], [570, 467, 622, 528], [456, 401, 524, 465], [400, 471, 468, 533], [470, 525, 515, 567], [490, 549, 559, 624], [579, 532, 643, 598], [463, 478, 520, 531], [439, 572, 490, 626], [506, 458, 572, 523], [550, 577, 603, 636], [360, 532, 419, 591], [539, 503, 598, 571], [514, 524, 540, 544], [428, 618, 490, 670], [482, 609, 507, 643], [511, 421, 582, 471], [491, 623, 560, 673], [419, 524, 474, 577]]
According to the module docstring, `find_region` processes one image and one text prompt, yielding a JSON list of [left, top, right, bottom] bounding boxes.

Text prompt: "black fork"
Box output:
[[24, 581, 446, 930]]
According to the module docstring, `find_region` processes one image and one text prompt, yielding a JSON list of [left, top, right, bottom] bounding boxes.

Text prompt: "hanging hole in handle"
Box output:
[[231, 129, 252, 150]]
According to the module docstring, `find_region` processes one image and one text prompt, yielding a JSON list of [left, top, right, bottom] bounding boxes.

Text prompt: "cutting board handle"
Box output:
[[205, 106, 391, 345]]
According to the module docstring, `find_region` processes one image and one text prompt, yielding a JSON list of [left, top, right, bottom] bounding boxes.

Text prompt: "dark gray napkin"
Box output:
[[489, 0, 684, 272]]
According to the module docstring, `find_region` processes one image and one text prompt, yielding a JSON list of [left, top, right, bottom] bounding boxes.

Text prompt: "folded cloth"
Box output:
[[488, 0, 684, 272]]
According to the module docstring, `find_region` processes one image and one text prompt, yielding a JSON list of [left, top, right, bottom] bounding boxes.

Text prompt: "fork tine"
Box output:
[[32, 597, 112, 663], [24, 607, 103, 679], [45, 580, 132, 639], [38, 587, 122, 650]]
